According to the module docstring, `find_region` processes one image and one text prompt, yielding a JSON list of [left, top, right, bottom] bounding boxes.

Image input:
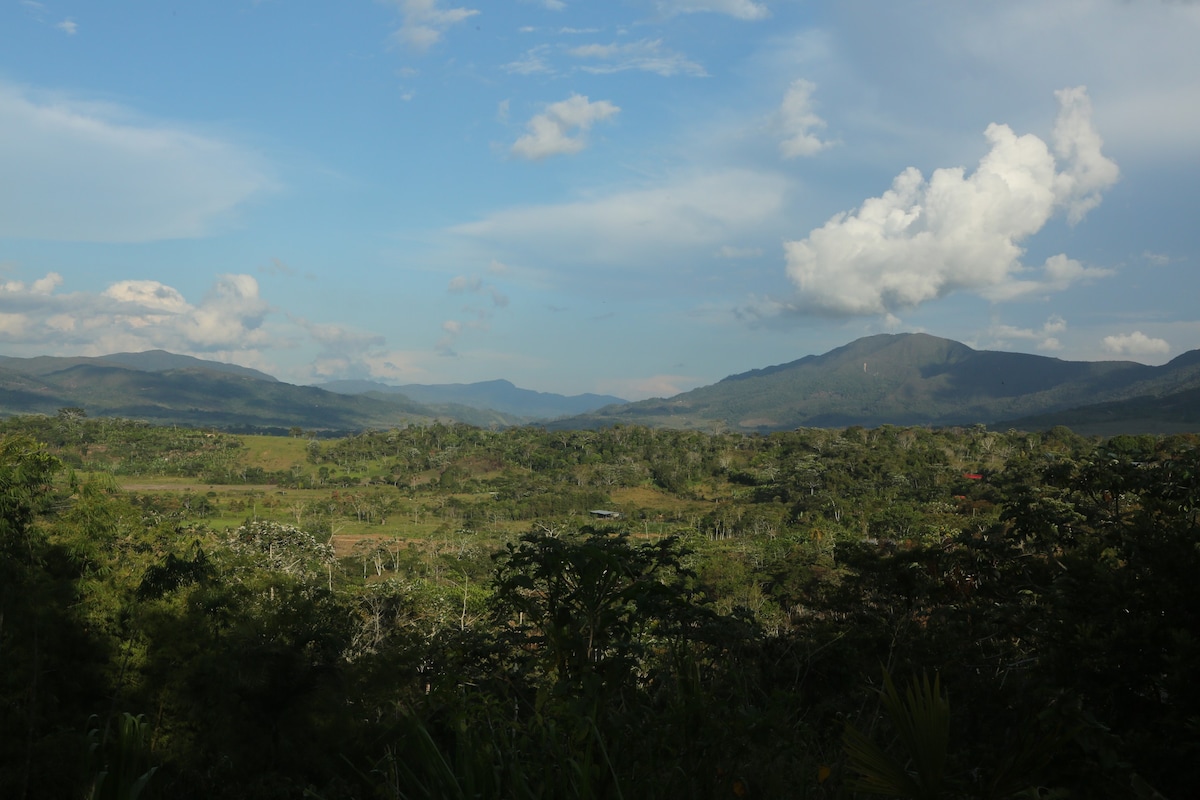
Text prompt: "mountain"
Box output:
[[999, 349, 1200, 434], [4, 337, 1197, 434], [0, 350, 277, 381], [0, 353, 442, 432], [554, 333, 1200, 433], [0, 352, 616, 431], [318, 378, 627, 420]]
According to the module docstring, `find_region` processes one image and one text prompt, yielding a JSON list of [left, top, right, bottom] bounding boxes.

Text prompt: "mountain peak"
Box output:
[[557, 333, 1199, 432]]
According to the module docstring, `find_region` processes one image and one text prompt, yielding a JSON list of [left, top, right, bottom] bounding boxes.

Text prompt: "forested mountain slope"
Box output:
[[562, 333, 1200, 432]]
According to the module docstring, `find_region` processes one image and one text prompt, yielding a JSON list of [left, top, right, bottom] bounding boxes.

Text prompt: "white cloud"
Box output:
[[0, 272, 271, 354], [1, 272, 64, 295], [179, 275, 270, 348], [778, 79, 832, 158], [0, 313, 28, 337], [102, 280, 191, 314], [987, 315, 1067, 351], [387, 0, 479, 52], [1051, 87, 1121, 225], [1103, 331, 1170, 357], [511, 94, 619, 160], [452, 169, 788, 268], [292, 317, 392, 381], [567, 38, 707, 77], [984, 254, 1113, 302], [56, 18, 77, 35], [0, 82, 272, 242], [0, 270, 464, 386], [783, 87, 1118, 316], [650, 0, 769, 21], [30, 273, 63, 293]]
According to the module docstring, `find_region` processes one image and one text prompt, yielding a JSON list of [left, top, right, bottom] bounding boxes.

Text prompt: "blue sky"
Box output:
[[1, 0, 1197, 400]]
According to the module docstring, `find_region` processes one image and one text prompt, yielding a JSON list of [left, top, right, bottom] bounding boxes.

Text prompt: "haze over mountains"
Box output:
[[1, 334, 1198, 434], [317, 379, 625, 421]]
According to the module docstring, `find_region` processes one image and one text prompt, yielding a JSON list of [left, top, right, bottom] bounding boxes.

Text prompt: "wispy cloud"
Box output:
[[0, 82, 272, 242], [452, 169, 788, 274], [649, 0, 769, 21], [777, 79, 832, 158], [987, 315, 1067, 351], [386, 0, 479, 52], [438, 274, 510, 355], [504, 45, 554, 75], [984, 254, 1113, 302], [567, 38, 706, 77]]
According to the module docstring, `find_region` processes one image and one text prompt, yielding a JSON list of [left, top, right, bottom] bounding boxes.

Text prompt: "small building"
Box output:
[[588, 509, 622, 520]]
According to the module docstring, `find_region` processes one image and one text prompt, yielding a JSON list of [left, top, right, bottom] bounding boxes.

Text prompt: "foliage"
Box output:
[[85, 713, 158, 800], [844, 672, 950, 800], [2, 420, 1200, 797]]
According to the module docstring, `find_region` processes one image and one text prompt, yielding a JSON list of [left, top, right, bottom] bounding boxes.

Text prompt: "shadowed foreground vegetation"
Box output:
[[2, 413, 1199, 798]]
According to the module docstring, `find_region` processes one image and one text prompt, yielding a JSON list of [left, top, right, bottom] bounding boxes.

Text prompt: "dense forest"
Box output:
[[2, 413, 1198, 798]]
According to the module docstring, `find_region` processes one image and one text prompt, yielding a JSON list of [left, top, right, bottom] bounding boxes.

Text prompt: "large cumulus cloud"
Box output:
[[784, 87, 1118, 316]]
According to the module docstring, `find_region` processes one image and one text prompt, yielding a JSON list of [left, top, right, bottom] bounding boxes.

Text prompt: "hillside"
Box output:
[[0, 355, 440, 432], [0, 362, 441, 431], [0, 353, 603, 431], [557, 333, 1200, 432]]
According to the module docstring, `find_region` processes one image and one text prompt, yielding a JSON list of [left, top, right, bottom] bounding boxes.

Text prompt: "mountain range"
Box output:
[[0, 351, 623, 432], [553, 333, 1200, 434], [1, 334, 1198, 434]]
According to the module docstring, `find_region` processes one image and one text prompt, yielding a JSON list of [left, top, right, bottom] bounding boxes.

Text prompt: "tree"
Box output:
[[223, 520, 337, 596], [491, 528, 711, 695], [0, 436, 108, 799]]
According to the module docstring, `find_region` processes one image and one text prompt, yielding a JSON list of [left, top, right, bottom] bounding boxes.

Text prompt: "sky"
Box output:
[[1, 0, 1198, 401]]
